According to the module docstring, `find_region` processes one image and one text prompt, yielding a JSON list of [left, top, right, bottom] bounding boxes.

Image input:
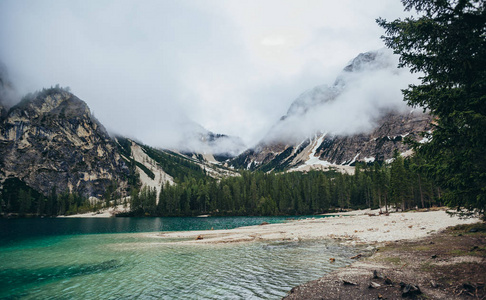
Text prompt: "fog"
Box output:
[[0, 0, 414, 152], [264, 49, 420, 144]]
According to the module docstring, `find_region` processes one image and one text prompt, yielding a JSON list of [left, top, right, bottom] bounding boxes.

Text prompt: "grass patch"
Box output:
[[420, 262, 434, 272], [449, 249, 468, 256], [449, 246, 486, 257], [383, 256, 402, 265], [448, 222, 486, 234], [409, 244, 435, 252]]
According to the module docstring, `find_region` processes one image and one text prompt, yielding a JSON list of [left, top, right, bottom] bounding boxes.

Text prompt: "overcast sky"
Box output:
[[0, 0, 412, 148]]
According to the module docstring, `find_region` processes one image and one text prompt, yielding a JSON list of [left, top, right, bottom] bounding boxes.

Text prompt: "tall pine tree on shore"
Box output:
[[377, 0, 486, 218]]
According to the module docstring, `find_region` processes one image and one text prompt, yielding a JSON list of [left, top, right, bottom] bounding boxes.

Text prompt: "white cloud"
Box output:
[[0, 0, 413, 149], [264, 49, 420, 144]]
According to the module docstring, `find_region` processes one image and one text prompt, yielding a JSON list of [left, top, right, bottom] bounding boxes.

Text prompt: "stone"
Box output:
[[400, 282, 422, 297], [342, 280, 357, 286], [430, 280, 439, 288]]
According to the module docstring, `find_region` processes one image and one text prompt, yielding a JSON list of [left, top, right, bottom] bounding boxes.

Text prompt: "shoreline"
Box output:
[[57, 205, 129, 218], [283, 221, 486, 299], [146, 208, 479, 245], [52, 207, 483, 299]]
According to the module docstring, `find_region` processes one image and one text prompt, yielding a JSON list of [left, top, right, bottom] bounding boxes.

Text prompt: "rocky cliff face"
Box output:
[[314, 111, 432, 165], [0, 88, 129, 198], [231, 50, 433, 172]]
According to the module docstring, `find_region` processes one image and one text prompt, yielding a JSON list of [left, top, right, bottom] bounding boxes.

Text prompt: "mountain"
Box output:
[[231, 50, 433, 172], [0, 87, 130, 199], [114, 136, 238, 203], [172, 121, 247, 162], [0, 49, 432, 208], [0, 87, 239, 201]]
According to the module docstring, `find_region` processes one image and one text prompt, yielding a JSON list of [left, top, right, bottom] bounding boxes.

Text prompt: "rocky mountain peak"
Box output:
[[0, 88, 128, 198], [343, 51, 378, 72], [285, 49, 395, 121], [11, 89, 91, 121], [230, 49, 432, 172]]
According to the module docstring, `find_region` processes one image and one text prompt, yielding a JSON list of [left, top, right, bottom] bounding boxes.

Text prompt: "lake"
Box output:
[[0, 216, 357, 299]]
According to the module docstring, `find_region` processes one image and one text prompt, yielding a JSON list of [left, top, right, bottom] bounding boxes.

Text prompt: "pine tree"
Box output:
[[390, 150, 408, 210], [378, 0, 486, 218]]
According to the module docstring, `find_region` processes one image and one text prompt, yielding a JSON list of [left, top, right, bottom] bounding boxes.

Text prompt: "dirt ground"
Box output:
[[283, 222, 486, 300]]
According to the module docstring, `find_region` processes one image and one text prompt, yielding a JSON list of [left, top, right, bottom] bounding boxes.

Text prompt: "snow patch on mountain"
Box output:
[[347, 152, 361, 166], [364, 157, 376, 163], [304, 133, 330, 167]]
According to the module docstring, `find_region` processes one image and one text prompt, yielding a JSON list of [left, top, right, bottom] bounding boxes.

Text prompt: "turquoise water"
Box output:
[[0, 216, 357, 299]]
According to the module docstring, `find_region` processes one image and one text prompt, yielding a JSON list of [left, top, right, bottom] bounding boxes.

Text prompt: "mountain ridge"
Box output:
[[0, 49, 434, 209], [230, 49, 433, 172]]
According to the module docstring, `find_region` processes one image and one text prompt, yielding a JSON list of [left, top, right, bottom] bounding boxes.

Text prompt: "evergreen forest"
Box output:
[[128, 150, 442, 217], [0, 149, 443, 217]]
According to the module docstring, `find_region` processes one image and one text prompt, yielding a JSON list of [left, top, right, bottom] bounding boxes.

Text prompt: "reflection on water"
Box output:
[[0, 217, 355, 299], [0, 215, 329, 246]]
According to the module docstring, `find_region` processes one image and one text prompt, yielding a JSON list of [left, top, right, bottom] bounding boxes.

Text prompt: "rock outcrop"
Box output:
[[314, 110, 432, 165], [0, 87, 129, 198]]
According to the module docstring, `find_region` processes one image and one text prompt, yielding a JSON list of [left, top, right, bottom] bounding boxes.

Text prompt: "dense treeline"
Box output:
[[0, 178, 99, 216], [129, 150, 442, 217], [1, 150, 443, 217]]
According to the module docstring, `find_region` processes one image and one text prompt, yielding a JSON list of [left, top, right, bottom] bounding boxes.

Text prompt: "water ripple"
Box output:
[[0, 233, 359, 299]]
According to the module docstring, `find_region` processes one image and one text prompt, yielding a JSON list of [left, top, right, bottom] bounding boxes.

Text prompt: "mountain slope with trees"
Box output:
[[129, 153, 442, 217]]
